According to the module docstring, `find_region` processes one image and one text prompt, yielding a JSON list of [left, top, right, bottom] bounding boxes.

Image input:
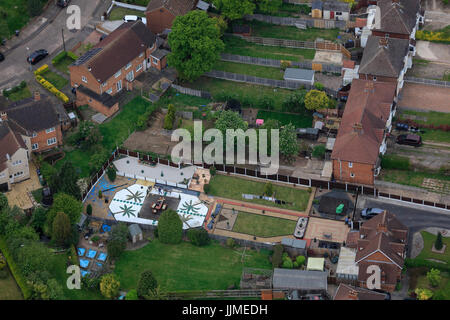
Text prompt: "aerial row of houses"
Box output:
[[331, 0, 423, 185]]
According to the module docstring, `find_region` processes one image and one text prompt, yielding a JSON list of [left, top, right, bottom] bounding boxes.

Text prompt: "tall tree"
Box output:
[[256, 0, 283, 14], [0, 193, 8, 212], [168, 10, 224, 81], [279, 123, 299, 162], [100, 274, 120, 299], [214, 110, 248, 135], [435, 232, 443, 250], [304, 90, 329, 111], [47, 193, 82, 228], [50, 162, 81, 199], [158, 210, 182, 244], [137, 270, 158, 298], [213, 0, 256, 20], [52, 212, 71, 246]]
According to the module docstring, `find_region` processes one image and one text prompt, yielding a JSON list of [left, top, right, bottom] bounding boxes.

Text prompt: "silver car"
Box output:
[[361, 207, 384, 219]]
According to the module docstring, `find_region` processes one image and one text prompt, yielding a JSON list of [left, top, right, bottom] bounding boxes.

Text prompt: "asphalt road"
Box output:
[[357, 196, 450, 256], [0, 0, 102, 90]]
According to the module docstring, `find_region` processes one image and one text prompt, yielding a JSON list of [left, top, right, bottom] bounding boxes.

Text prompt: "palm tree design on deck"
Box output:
[[117, 204, 136, 218], [180, 213, 194, 228], [180, 200, 201, 216], [125, 188, 144, 203]]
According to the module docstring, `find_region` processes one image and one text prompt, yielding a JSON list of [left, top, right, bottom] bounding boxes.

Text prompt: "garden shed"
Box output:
[[311, 0, 323, 19], [128, 224, 143, 243], [281, 238, 307, 256], [306, 257, 325, 271], [283, 68, 315, 86]]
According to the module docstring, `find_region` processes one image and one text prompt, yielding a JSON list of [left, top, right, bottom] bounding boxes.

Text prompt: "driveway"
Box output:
[[416, 41, 450, 64], [0, 0, 104, 91], [356, 196, 450, 257], [398, 83, 450, 113]]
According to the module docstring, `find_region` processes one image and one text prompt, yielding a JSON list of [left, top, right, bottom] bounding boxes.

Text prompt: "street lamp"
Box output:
[[26, 47, 32, 72]]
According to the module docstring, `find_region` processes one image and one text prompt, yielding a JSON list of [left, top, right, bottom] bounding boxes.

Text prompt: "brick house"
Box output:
[[349, 211, 408, 292], [371, 0, 423, 41], [358, 35, 410, 94], [334, 283, 387, 300], [145, 0, 198, 34], [331, 79, 397, 185], [0, 92, 65, 154], [69, 21, 164, 117]]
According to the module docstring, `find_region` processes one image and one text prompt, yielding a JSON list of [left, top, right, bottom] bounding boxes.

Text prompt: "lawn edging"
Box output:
[[0, 236, 31, 300]]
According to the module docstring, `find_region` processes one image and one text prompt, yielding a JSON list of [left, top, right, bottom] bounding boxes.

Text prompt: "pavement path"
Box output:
[[0, 0, 106, 91]]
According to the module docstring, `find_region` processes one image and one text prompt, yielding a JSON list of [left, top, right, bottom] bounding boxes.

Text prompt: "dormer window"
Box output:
[[82, 76, 87, 83], [115, 70, 122, 78]]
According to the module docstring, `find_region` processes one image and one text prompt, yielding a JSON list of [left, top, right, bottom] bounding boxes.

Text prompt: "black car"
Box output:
[[396, 123, 409, 131], [396, 134, 422, 147], [57, 0, 71, 7], [27, 49, 48, 65], [0, 52, 4, 62]]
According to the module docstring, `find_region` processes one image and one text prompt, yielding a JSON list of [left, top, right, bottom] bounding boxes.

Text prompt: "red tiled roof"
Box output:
[[146, 0, 198, 16], [331, 79, 397, 165], [334, 283, 386, 300]]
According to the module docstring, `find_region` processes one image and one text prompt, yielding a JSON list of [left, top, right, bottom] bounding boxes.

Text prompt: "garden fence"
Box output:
[[404, 77, 450, 88], [110, 1, 147, 12], [282, 0, 311, 4], [220, 53, 342, 74], [204, 70, 338, 97], [244, 14, 348, 30], [80, 148, 450, 212], [171, 84, 212, 99]]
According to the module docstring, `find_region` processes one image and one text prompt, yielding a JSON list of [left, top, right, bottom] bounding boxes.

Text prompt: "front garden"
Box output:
[[2, 81, 32, 102], [206, 174, 311, 212]]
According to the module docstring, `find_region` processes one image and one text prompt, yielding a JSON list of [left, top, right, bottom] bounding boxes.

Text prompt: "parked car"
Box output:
[[0, 52, 4, 62], [396, 123, 409, 131], [56, 0, 71, 7], [123, 15, 147, 25], [344, 39, 355, 48], [361, 207, 384, 219], [396, 134, 422, 147], [27, 49, 48, 65]]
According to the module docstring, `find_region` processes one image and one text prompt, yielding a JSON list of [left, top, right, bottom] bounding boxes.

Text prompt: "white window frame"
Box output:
[[136, 63, 143, 72], [32, 143, 39, 150], [12, 160, 22, 166], [82, 76, 88, 83], [46, 127, 55, 134], [102, 82, 107, 87], [139, 52, 144, 58], [125, 62, 132, 70], [47, 137, 57, 146], [348, 162, 353, 168], [152, 57, 158, 65], [116, 80, 122, 92], [106, 88, 113, 94], [114, 70, 122, 78], [32, 132, 37, 138]]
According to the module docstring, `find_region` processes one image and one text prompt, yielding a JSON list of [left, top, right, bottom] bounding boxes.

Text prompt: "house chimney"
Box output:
[[0, 111, 7, 121], [34, 91, 41, 101], [348, 289, 358, 300], [353, 122, 363, 134]]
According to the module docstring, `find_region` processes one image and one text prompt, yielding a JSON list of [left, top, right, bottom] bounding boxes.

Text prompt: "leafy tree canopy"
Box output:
[[279, 123, 299, 162], [158, 209, 182, 244], [304, 90, 329, 111], [213, 0, 256, 20]]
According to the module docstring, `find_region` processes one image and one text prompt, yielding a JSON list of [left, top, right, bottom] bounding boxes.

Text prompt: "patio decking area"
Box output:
[[304, 217, 350, 244], [113, 156, 196, 186], [139, 194, 181, 220]]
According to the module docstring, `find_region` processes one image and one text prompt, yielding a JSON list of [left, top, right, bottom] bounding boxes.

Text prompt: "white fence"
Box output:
[[116, 171, 188, 189], [111, 0, 147, 12], [404, 77, 450, 88]]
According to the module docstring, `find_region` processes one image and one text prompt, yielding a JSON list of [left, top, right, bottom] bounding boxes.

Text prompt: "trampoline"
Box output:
[[86, 249, 97, 259], [79, 259, 90, 269], [101, 224, 111, 233], [97, 252, 108, 262], [77, 247, 86, 256], [81, 270, 91, 278]]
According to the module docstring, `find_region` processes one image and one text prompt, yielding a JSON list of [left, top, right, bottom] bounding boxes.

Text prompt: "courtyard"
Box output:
[[304, 217, 350, 244]]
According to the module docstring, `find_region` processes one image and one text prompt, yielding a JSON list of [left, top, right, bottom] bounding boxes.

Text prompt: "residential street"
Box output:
[[0, 0, 105, 91], [357, 196, 450, 257]]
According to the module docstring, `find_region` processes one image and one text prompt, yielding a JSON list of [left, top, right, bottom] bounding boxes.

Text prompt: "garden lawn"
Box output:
[[58, 96, 153, 177], [208, 175, 311, 212], [53, 55, 76, 74], [397, 110, 450, 143], [114, 240, 272, 291], [213, 61, 284, 80], [223, 35, 316, 61], [41, 70, 69, 90], [0, 266, 23, 300], [183, 77, 294, 111], [379, 169, 450, 191], [31, 188, 43, 204], [0, 0, 47, 38], [6, 85, 32, 102], [248, 20, 340, 42], [233, 212, 296, 237], [257, 110, 312, 128], [416, 231, 450, 265], [109, 7, 146, 20]]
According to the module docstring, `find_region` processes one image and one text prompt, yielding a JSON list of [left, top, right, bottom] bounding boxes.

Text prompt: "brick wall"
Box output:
[[332, 159, 375, 185], [31, 126, 63, 153], [371, 30, 410, 40], [146, 8, 176, 34], [358, 74, 397, 83]]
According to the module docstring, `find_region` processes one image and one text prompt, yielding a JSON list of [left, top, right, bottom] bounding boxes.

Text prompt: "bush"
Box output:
[[125, 289, 139, 300], [163, 104, 176, 130], [280, 61, 291, 70], [263, 182, 273, 197], [107, 166, 116, 182], [282, 258, 293, 269], [158, 210, 182, 244], [137, 270, 158, 298], [209, 166, 217, 176], [272, 244, 283, 268], [187, 228, 211, 246], [312, 145, 326, 159], [314, 82, 325, 91], [427, 268, 441, 287], [226, 238, 236, 248], [100, 274, 120, 299], [296, 255, 306, 266], [380, 155, 410, 170], [3, 81, 27, 98], [435, 232, 443, 250], [86, 204, 92, 216]]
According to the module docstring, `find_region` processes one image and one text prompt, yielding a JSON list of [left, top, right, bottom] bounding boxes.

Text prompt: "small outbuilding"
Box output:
[[284, 68, 315, 86], [306, 257, 325, 271], [311, 0, 323, 19], [296, 128, 319, 140], [128, 224, 143, 243], [281, 238, 307, 256], [323, 1, 350, 21], [272, 268, 328, 293]]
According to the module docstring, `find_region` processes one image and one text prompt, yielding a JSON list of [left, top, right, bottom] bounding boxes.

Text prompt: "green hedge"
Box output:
[[2, 81, 27, 98], [52, 51, 78, 65], [381, 155, 410, 170], [405, 258, 450, 273], [0, 236, 32, 299]]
